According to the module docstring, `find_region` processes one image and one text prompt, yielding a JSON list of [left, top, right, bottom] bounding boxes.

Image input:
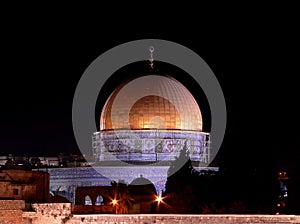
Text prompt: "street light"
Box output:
[[111, 199, 118, 206], [155, 195, 163, 204], [110, 198, 118, 214], [155, 193, 165, 213]]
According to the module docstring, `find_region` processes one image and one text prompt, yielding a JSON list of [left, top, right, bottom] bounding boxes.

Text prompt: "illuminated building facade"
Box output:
[[93, 75, 210, 166], [42, 74, 214, 204]]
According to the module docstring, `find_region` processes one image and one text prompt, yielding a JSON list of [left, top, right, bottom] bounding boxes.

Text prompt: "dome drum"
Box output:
[[92, 130, 210, 165]]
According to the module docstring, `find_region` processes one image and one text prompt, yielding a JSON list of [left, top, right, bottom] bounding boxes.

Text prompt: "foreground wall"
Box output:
[[22, 213, 300, 224], [70, 214, 300, 223], [1, 201, 300, 224], [0, 200, 25, 224]]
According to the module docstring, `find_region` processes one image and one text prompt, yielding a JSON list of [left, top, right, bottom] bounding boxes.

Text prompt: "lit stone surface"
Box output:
[[0, 200, 25, 210], [2, 200, 299, 222], [1, 203, 300, 224], [69, 214, 300, 223]]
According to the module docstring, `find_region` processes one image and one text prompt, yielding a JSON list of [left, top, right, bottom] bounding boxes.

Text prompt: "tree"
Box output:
[[165, 141, 193, 192], [163, 141, 196, 213], [111, 181, 132, 214]]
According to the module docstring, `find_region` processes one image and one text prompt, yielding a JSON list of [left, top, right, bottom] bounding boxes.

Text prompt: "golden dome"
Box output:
[[128, 95, 180, 130], [100, 75, 202, 131]]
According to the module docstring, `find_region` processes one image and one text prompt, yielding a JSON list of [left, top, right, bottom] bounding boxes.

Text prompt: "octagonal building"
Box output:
[[43, 74, 213, 204], [92, 74, 210, 166]]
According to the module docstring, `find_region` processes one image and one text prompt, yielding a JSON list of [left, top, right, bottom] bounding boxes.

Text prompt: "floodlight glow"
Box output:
[[155, 195, 163, 204], [111, 199, 118, 206]]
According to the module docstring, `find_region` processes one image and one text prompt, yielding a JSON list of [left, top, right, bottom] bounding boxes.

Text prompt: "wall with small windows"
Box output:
[[75, 186, 113, 205], [0, 169, 49, 202]]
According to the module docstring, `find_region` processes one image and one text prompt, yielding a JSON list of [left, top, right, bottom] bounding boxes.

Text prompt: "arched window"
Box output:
[[84, 195, 92, 205], [95, 195, 104, 205]]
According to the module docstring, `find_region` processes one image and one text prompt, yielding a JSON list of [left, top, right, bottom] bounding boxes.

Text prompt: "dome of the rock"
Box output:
[[93, 74, 210, 165], [100, 75, 202, 132]]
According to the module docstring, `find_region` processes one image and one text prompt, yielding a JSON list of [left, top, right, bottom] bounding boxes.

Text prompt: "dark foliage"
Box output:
[[162, 145, 280, 214]]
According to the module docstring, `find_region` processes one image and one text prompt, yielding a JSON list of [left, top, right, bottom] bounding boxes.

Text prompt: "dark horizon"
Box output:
[[1, 16, 299, 178]]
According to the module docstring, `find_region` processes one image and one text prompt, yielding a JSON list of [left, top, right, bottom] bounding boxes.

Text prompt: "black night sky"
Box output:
[[1, 7, 299, 178]]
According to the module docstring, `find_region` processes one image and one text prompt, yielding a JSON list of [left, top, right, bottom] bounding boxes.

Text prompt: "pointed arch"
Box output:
[[84, 195, 92, 205], [95, 195, 104, 205]]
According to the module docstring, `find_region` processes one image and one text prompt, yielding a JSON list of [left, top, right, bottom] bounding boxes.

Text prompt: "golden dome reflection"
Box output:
[[100, 75, 202, 132], [129, 95, 180, 130]]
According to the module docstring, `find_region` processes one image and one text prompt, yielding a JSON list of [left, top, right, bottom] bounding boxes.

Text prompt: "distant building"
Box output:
[[0, 156, 7, 166], [0, 154, 89, 169], [0, 169, 49, 202]]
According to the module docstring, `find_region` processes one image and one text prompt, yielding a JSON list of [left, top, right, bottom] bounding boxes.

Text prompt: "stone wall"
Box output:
[[72, 205, 115, 214], [1, 200, 300, 224], [0, 200, 25, 224], [0, 210, 24, 224], [65, 214, 300, 224], [26, 203, 72, 224], [0, 201, 72, 224], [0, 200, 25, 210]]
